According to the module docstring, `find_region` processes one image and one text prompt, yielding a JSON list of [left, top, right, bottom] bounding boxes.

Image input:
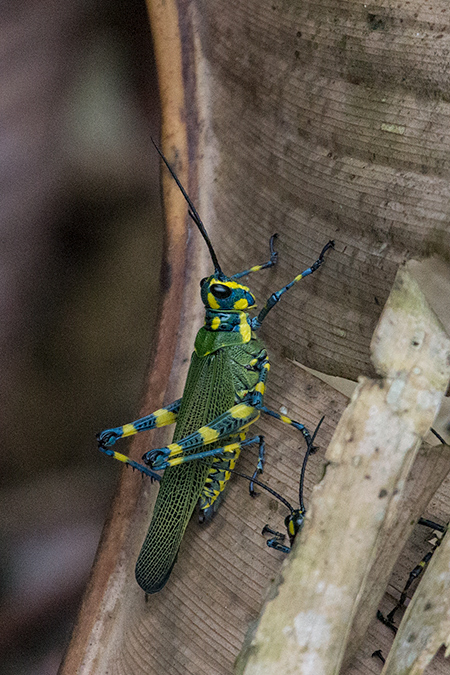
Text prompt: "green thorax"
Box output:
[[195, 309, 253, 357]]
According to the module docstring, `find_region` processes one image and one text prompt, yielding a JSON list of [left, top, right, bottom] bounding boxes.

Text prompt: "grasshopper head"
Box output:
[[200, 275, 256, 311]]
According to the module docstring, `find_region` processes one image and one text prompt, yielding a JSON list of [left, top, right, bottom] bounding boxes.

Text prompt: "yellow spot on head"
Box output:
[[211, 316, 221, 330], [288, 520, 295, 536], [225, 281, 250, 291], [207, 292, 220, 309], [121, 424, 137, 438], [199, 426, 220, 444], [234, 298, 248, 310]]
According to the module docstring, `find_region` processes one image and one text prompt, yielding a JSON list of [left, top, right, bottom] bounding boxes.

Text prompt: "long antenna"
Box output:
[[151, 138, 223, 276], [214, 416, 325, 515], [299, 416, 325, 512], [225, 467, 295, 513]]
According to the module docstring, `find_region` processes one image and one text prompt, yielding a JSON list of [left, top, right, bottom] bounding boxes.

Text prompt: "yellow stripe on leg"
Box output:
[[166, 442, 183, 457], [199, 426, 220, 444], [154, 408, 177, 427], [121, 424, 137, 438], [166, 441, 241, 467], [112, 451, 131, 464], [280, 414, 293, 425], [230, 403, 255, 419]]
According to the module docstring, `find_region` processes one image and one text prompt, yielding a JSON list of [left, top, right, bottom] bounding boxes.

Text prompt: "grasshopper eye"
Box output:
[[210, 283, 232, 299], [200, 277, 208, 287]]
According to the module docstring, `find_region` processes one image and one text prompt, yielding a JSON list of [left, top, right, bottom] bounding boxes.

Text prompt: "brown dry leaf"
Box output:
[[59, 2, 450, 674]]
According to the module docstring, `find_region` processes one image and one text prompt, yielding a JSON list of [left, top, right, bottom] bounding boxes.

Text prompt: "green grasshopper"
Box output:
[[97, 142, 334, 594]]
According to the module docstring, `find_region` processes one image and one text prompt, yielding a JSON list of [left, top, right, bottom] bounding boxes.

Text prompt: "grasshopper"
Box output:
[[97, 142, 334, 594]]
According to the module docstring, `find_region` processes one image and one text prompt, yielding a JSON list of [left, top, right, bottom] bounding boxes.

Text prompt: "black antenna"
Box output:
[[151, 138, 223, 276], [430, 427, 446, 445], [226, 467, 295, 514], [221, 415, 325, 515], [299, 416, 325, 512]]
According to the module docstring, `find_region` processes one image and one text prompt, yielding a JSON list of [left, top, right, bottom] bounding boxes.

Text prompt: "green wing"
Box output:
[[135, 349, 235, 593]]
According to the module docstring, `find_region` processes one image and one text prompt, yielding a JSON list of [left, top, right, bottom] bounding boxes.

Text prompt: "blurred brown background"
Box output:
[[0, 1, 162, 672]]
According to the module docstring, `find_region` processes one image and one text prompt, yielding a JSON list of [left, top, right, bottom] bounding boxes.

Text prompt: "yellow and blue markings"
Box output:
[[96, 140, 334, 594], [141, 402, 260, 470], [98, 399, 181, 447], [228, 416, 325, 554]]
